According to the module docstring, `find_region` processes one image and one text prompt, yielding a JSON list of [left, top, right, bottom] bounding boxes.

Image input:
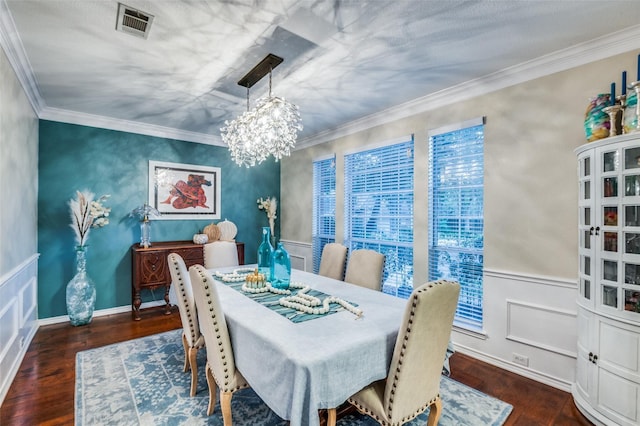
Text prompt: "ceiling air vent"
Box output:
[[116, 3, 154, 39]]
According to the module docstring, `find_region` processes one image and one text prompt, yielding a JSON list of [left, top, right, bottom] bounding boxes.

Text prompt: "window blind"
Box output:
[[344, 138, 414, 298], [312, 156, 336, 273], [428, 123, 484, 330]]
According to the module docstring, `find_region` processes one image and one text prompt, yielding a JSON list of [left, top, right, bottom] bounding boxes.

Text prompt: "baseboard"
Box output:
[[38, 300, 167, 326], [454, 343, 573, 393]]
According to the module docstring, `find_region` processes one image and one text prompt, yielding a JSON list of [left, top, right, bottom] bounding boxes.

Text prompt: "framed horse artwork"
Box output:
[[148, 160, 221, 220]]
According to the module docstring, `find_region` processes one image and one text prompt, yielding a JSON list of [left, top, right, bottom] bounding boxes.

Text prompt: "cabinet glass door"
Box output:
[[578, 152, 595, 304], [621, 145, 640, 318], [598, 148, 620, 311], [592, 142, 640, 319]]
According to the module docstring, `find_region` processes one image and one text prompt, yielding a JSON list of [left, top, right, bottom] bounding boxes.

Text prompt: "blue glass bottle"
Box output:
[[257, 227, 274, 280], [270, 242, 291, 290]]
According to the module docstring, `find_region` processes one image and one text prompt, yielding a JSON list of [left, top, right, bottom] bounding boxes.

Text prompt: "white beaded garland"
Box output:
[[213, 274, 363, 318], [241, 280, 308, 295], [213, 269, 251, 282], [278, 285, 363, 318]]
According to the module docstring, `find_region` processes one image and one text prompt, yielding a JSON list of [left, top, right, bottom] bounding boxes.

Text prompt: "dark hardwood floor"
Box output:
[[0, 307, 593, 425]]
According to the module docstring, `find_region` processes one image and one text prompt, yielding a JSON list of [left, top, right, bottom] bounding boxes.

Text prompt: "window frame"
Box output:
[[344, 135, 415, 298], [428, 117, 485, 332], [312, 154, 337, 274]]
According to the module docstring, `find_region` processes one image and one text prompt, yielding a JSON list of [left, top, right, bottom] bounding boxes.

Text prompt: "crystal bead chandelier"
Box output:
[[221, 54, 303, 168]]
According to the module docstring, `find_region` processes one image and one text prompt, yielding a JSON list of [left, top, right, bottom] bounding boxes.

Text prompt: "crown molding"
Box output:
[[0, 0, 44, 115], [2, 0, 639, 148], [39, 106, 225, 146], [296, 24, 640, 149]]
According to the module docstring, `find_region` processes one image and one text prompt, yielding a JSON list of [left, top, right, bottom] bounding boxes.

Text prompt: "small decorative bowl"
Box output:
[[193, 233, 208, 244]]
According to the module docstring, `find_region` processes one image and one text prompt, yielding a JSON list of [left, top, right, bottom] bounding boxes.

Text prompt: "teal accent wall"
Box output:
[[38, 120, 280, 319]]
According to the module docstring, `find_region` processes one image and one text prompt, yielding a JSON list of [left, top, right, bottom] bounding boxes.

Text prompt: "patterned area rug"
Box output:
[[75, 329, 512, 425]]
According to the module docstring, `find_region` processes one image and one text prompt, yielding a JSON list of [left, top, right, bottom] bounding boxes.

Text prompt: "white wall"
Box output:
[[0, 41, 39, 404], [281, 48, 640, 391]]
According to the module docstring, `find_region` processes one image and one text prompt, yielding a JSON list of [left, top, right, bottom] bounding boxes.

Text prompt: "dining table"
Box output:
[[209, 265, 408, 426]]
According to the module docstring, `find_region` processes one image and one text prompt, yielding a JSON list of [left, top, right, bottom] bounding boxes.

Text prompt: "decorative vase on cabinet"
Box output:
[[584, 94, 611, 142], [66, 245, 96, 326], [574, 133, 640, 426]]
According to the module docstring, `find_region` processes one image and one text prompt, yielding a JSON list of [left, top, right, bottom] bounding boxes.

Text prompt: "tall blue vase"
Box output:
[[257, 227, 274, 280], [66, 245, 96, 326], [270, 242, 291, 290]]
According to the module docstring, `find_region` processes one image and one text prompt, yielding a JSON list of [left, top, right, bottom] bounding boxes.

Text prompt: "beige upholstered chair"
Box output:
[[318, 243, 348, 281], [167, 253, 205, 397], [344, 249, 385, 291], [189, 264, 249, 425], [203, 241, 239, 269], [327, 280, 460, 426]]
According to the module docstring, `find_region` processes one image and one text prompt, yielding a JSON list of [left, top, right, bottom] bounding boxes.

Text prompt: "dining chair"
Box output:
[[203, 241, 239, 269], [318, 243, 348, 281], [189, 264, 250, 425], [167, 253, 205, 397], [343, 249, 385, 291], [327, 280, 460, 426]]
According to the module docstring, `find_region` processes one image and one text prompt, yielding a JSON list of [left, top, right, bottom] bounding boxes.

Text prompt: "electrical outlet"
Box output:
[[513, 353, 529, 367]]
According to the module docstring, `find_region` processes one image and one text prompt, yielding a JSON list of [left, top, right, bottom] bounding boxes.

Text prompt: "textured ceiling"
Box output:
[[4, 0, 640, 147]]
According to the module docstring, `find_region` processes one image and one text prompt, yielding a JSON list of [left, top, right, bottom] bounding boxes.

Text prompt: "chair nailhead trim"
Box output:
[[382, 280, 455, 419], [194, 265, 246, 393], [169, 255, 203, 348]]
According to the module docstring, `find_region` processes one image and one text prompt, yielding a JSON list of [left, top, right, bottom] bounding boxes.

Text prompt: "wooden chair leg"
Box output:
[[205, 365, 217, 416], [326, 408, 337, 426], [427, 397, 442, 426], [188, 347, 198, 397], [181, 333, 189, 372], [221, 391, 233, 426]]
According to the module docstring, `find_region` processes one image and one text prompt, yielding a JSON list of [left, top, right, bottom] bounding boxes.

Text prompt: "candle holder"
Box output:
[[618, 94, 627, 109], [618, 94, 628, 134], [623, 81, 640, 134], [603, 104, 623, 137]]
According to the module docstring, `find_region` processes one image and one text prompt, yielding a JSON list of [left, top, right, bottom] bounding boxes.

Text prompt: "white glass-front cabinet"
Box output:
[[574, 134, 640, 426]]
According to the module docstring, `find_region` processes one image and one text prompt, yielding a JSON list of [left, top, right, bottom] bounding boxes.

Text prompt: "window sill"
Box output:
[[452, 324, 488, 340]]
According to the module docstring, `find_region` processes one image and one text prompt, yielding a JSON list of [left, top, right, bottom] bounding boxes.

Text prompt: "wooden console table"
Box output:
[[131, 240, 244, 320]]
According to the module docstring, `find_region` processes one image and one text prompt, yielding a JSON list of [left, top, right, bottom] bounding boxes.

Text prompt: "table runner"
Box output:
[[215, 272, 357, 323]]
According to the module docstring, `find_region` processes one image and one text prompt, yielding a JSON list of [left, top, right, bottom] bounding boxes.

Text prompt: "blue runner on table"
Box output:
[[219, 279, 357, 323]]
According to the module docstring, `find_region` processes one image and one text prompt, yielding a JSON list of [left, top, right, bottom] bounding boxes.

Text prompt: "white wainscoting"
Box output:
[[453, 269, 578, 392], [0, 254, 39, 405], [280, 239, 313, 272]]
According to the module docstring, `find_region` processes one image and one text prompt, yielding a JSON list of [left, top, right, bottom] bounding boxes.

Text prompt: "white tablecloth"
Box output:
[[211, 267, 406, 426]]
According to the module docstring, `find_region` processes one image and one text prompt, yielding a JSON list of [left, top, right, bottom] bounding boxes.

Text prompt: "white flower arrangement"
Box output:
[[257, 196, 277, 237], [69, 191, 111, 246]]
